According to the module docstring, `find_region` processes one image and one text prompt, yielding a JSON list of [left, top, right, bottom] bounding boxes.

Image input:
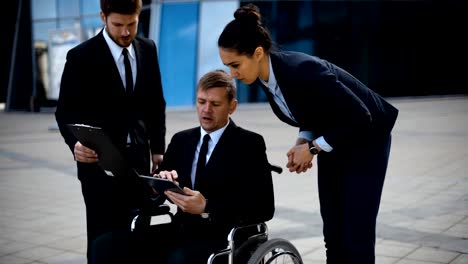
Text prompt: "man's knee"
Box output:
[[91, 231, 133, 264]]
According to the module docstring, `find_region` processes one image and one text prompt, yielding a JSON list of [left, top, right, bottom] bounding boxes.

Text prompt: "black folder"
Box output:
[[67, 124, 187, 195]]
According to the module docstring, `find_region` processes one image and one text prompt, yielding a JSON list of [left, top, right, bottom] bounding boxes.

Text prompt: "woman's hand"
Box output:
[[286, 142, 313, 173]]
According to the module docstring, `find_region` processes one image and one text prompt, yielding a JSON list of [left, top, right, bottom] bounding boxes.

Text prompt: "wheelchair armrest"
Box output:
[[145, 203, 171, 216], [227, 222, 268, 242], [131, 204, 172, 232]]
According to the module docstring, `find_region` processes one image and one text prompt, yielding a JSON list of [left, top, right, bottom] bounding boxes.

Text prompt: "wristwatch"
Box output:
[[201, 199, 210, 219], [201, 212, 210, 219], [308, 141, 319, 155]]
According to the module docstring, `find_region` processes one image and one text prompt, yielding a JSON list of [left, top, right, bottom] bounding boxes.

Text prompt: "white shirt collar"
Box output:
[[102, 27, 135, 62], [199, 119, 230, 146], [259, 56, 277, 92]]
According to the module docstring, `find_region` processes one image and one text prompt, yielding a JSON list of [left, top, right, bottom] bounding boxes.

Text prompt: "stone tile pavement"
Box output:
[[0, 95, 467, 263]]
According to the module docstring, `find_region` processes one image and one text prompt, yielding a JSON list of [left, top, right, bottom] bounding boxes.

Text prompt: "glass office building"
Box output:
[[8, 0, 465, 111], [29, 0, 325, 108], [31, 0, 239, 108]]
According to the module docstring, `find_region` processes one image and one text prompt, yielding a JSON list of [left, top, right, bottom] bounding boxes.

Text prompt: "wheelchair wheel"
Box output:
[[247, 238, 303, 264]]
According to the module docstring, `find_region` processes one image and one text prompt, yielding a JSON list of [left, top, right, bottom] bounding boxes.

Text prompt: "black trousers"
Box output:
[[92, 222, 225, 264], [79, 144, 152, 263], [317, 134, 392, 264]]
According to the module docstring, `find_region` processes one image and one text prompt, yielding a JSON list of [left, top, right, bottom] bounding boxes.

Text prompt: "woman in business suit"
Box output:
[[218, 4, 398, 264], [55, 0, 166, 262]]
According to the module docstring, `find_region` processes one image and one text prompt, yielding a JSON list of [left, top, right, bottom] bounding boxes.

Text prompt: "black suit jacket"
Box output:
[[159, 120, 275, 240], [258, 51, 398, 149], [55, 29, 166, 177]]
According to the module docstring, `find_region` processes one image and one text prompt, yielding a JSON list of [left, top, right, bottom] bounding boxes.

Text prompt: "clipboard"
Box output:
[[67, 124, 130, 177], [67, 124, 188, 195]]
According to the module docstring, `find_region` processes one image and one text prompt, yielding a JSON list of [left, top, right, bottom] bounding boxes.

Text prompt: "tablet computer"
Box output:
[[140, 175, 187, 195]]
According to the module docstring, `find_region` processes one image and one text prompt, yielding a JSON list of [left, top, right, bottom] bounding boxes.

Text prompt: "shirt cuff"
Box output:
[[315, 136, 333, 152], [298, 131, 314, 141]]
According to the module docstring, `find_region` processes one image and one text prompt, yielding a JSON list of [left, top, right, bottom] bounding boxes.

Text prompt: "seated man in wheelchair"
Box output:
[[92, 69, 275, 264]]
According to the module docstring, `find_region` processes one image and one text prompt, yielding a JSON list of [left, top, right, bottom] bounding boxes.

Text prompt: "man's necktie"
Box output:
[[122, 48, 133, 95], [122, 48, 135, 144], [194, 134, 210, 189]]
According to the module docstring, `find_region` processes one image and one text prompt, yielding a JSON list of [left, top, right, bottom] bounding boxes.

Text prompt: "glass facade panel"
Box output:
[[33, 21, 57, 42], [32, 0, 57, 20], [80, 0, 102, 40], [81, 16, 103, 39], [241, 1, 315, 56], [81, 0, 100, 16], [197, 1, 237, 81], [58, 0, 79, 18], [148, 2, 161, 44], [57, 19, 79, 30], [158, 2, 199, 107]]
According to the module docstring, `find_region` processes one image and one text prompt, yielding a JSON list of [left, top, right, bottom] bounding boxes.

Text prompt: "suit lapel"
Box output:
[[269, 52, 302, 126], [185, 129, 201, 189], [256, 78, 298, 127], [270, 52, 293, 101], [132, 38, 142, 93], [205, 121, 235, 169], [195, 121, 236, 192], [97, 30, 126, 96]]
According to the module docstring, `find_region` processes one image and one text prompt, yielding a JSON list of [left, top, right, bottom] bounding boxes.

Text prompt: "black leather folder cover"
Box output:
[[67, 124, 130, 177], [67, 124, 187, 195]]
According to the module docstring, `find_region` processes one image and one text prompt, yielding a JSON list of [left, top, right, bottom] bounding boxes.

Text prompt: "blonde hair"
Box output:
[[197, 69, 237, 102]]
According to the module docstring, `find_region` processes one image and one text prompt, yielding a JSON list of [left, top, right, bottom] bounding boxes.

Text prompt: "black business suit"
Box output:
[[255, 50, 398, 263], [162, 120, 274, 224], [55, 29, 166, 262], [152, 120, 275, 263]]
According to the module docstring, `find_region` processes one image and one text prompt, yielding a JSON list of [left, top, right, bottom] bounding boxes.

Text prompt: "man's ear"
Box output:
[[229, 99, 238, 115], [99, 11, 106, 26]]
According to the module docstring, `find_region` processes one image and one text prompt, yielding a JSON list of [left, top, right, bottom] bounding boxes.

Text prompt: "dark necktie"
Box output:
[[122, 48, 135, 144], [194, 134, 210, 189], [122, 48, 133, 95]]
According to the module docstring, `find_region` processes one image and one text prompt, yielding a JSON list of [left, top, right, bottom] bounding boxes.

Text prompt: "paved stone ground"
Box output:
[[0, 95, 467, 264]]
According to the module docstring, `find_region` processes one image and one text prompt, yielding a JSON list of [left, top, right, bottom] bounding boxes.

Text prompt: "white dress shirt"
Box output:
[[102, 28, 137, 144], [190, 121, 229, 188], [102, 27, 136, 90]]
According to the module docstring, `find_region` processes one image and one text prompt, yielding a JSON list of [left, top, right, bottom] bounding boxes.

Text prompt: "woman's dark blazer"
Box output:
[[159, 120, 275, 239], [55, 29, 166, 178], [258, 50, 398, 149]]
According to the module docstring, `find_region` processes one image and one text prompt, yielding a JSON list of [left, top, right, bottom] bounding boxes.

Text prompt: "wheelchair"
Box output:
[[131, 165, 303, 264], [206, 222, 303, 264]]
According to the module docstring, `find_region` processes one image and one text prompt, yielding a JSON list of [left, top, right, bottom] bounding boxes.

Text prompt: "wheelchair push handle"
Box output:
[[269, 164, 283, 174]]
